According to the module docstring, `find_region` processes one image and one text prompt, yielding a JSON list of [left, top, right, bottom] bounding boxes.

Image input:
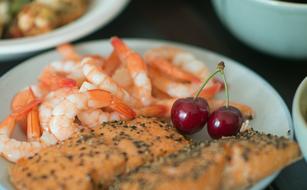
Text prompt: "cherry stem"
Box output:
[[194, 62, 229, 108], [194, 67, 221, 100], [219, 68, 229, 108]]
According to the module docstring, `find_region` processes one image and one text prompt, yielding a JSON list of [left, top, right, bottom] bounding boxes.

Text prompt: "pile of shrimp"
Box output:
[[0, 37, 254, 162]]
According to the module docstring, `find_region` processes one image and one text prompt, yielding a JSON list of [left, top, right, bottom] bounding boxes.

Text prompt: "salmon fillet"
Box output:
[[10, 128, 127, 190], [10, 117, 190, 190], [96, 117, 189, 171], [112, 128, 300, 190], [219, 129, 301, 190], [112, 143, 226, 190]]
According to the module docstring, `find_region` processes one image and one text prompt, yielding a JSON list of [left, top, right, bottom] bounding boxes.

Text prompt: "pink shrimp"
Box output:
[[102, 50, 122, 76], [144, 47, 201, 83], [38, 67, 77, 91], [47, 89, 136, 140], [144, 46, 210, 80], [145, 46, 222, 99], [81, 57, 142, 108], [77, 81, 128, 128], [39, 87, 78, 133], [0, 100, 57, 162], [51, 44, 106, 86], [111, 37, 153, 106], [77, 109, 121, 128]]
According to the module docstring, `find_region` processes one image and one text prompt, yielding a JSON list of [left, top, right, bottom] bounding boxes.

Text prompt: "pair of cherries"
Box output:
[[171, 62, 243, 139]]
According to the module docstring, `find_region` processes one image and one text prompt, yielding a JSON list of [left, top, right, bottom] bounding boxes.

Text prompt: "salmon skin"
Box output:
[[10, 117, 190, 190], [112, 128, 301, 190]]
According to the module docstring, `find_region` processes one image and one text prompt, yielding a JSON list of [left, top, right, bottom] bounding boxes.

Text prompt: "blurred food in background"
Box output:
[[0, 0, 90, 39]]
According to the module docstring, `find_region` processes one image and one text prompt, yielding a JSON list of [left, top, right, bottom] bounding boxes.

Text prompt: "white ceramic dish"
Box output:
[[0, 0, 129, 61], [0, 39, 293, 189], [212, 0, 307, 59], [293, 77, 307, 161]]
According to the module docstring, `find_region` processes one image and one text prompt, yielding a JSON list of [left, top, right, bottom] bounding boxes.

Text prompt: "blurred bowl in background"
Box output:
[[0, 0, 129, 61], [293, 77, 307, 161], [212, 0, 307, 59]]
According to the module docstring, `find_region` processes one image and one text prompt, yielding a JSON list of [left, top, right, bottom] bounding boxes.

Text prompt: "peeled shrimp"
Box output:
[[50, 44, 106, 86], [29, 84, 47, 98], [77, 109, 121, 128], [49, 60, 84, 85], [78, 81, 123, 127], [145, 47, 220, 98], [47, 89, 135, 140], [111, 37, 153, 106], [145, 51, 200, 83], [102, 50, 122, 76], [79, 81, 97, 92], [39, 66, 77, 91], [56, 43, 81, 61], [111, 64, 134, 90], [148, 66, 198, 98], [144, 46, 210, 80], [39, 87, 78, 132], [82, 57, 142, 108], [0, 107, 57, 162]]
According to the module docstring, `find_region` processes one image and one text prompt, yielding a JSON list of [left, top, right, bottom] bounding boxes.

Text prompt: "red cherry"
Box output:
[[171, 97, 209, 134], [207, 106, 243, 139]]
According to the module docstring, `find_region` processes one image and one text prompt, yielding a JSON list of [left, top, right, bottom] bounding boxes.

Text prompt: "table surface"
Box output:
[[1, 1, 306, 189]]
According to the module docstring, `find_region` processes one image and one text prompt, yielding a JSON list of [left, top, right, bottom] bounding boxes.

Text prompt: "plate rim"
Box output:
[[0, 38, 293, 190]]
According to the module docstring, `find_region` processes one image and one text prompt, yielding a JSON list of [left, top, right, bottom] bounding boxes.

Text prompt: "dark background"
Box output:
[[1, 1, 307, 189]]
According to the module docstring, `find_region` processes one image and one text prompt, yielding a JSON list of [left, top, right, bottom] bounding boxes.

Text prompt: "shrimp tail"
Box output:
[[11, 87, 36, 133], [57, 77, 77, 88], [27, 106, 41, 140], [57, 43, 81, 61], [39, 67, 77, 91], [110, 37, 129, 56], [103, 50, 121, 76], [149, 59, 201, 83], [0, 116, 16, 137], [11, 99, 42, 119], [111, 37, 153, 106], [11, 87, 36, 112], [87, 89, 136, 119], [110, 97, 136, 119], [136, 105, 168, 117], [111, 37, 147, 72]]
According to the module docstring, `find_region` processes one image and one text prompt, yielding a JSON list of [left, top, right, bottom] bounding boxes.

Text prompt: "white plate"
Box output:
[[0, 39, 293, 190], [0, 0, 129, 61]]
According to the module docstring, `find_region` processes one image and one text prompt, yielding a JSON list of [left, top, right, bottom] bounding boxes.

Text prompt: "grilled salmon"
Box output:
[[219, 129, 301, 190], [96, 117, 189, 171], [113, 128, 300, 190], [10, 117, 190, 190], [10, 128, 127, 190], [112, 143, 226, 190]]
